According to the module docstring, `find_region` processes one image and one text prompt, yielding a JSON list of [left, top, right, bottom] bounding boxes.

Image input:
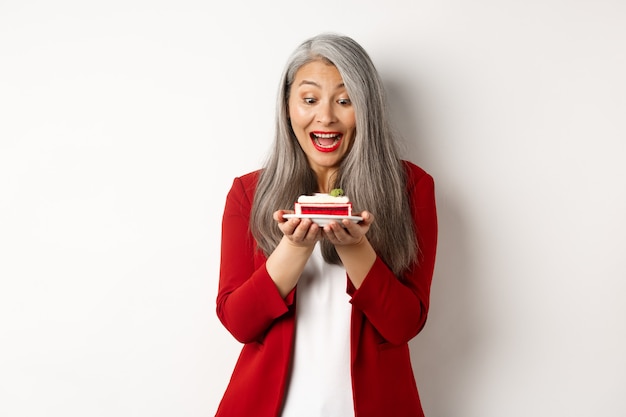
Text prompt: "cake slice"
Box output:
[[294, 189, 352, 216]]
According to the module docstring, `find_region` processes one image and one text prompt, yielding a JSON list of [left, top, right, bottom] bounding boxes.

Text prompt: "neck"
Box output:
[[313, 167, 338, 194]]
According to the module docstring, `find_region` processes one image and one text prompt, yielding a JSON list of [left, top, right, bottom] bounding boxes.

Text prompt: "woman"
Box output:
[[215, 33, 437, 417]]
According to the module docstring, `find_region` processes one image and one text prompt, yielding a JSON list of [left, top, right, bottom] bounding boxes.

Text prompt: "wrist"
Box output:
[[280, 235, 317, 252], [335, 236, 373, 256]]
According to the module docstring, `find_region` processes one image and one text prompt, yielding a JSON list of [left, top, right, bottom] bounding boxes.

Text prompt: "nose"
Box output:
[[317, 101, 337, 125]]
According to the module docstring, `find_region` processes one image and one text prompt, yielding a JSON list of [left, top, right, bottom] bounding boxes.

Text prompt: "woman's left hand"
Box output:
[[323, 211, 374, 246]]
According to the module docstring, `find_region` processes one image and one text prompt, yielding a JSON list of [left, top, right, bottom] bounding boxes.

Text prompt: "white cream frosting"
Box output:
[[297, 193, 350, 203]]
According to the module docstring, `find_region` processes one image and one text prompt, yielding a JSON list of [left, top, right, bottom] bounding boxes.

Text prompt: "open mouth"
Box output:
[[310, 131, 343, 153]]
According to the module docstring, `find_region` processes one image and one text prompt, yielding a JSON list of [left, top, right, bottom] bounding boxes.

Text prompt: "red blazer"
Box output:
[[215, 161, 438, 417]]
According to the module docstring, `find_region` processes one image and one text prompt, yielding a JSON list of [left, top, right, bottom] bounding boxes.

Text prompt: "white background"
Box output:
[[1, 1, 625, 416]]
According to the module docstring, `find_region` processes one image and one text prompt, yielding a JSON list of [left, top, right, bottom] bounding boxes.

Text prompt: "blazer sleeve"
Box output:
[[216, 175, 293, 344], [348, 163, 438, 345]]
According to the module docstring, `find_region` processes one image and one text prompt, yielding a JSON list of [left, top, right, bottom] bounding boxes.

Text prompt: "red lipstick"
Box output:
[[310, 131, 343, 153]]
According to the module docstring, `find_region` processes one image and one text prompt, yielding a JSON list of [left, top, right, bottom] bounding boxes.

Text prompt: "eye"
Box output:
[[303, 97, 317, 104], [338, 98, 352, 105]]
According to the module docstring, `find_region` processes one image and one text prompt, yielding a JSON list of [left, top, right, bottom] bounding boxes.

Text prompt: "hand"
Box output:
[[323, 211, 374, 247], [273, 210, 321, 247]]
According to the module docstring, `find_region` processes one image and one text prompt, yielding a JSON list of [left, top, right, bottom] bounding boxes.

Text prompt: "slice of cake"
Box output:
[[294, 189, 352, 216]]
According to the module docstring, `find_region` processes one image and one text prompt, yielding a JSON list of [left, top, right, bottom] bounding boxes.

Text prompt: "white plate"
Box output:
[[283, 214, 363, 227]]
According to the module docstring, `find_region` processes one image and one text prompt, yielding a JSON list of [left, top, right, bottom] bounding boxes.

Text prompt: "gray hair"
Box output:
[[250, 33, 417, 276]]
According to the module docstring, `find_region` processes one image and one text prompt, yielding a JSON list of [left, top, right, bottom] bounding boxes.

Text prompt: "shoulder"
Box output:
[[225, 169, 263, 211], [230, 169, 262, 195], [401, 160, 436, 207], [236, 169, 262, 187], [401, 160, 433, 185]]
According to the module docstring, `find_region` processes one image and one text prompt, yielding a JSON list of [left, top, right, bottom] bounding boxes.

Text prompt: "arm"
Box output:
[[266, 212, 321, 298], [348, 170, 438, 345], [324, 211, 377, 289], [216, 176, 291, 344], [216, 176, 321, 343]]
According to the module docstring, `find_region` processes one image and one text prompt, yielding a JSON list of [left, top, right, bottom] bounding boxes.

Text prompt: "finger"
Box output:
[[274, 209, 296, 222], [360, 211, 374, 226], [273, 210, 286, 222], [343, 217, 369, 238], [291, 218, 315, 241], [329, 219, 368, 246], [305, 222, 321, 241], [342, 218, 359, 234], [280, 217, 301, 235], [298, 221, 322, 244], [324, 221, 348, 242]]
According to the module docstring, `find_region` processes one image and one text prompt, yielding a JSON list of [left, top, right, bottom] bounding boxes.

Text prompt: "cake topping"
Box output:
[[297, 193, 350, 204]]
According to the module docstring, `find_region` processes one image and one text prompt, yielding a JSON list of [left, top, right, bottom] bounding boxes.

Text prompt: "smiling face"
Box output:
[[288, 60, 356, 190]]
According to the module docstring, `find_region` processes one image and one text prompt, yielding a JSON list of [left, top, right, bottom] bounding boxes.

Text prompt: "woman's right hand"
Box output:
[[273, 210, 321, 247], [267, 210, 320, 297]]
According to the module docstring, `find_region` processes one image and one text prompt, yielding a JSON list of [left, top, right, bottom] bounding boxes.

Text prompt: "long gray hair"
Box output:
[[250, 33, 418, 276]]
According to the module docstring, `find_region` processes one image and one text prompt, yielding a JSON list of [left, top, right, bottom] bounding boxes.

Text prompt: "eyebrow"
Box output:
[[298, 80, 345, 89]]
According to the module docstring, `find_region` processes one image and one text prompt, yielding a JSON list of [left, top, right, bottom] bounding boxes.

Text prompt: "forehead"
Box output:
[[292, 60, 345, 88]]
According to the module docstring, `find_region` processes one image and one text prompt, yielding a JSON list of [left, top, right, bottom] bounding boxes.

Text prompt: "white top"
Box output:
[[281, 245, 355, 417]]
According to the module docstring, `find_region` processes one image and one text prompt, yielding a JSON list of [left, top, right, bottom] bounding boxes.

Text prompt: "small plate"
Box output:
[[283, 214, 363, 227]]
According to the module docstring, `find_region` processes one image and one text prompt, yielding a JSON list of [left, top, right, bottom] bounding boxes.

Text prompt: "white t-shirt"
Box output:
[[280, 244, 355, 417]]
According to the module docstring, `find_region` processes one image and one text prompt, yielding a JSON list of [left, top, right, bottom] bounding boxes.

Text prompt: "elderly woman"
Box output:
[[215, 33, 438, 417]]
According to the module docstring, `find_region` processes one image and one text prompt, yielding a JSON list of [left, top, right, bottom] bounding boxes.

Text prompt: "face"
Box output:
[[288, 60, 356, 180]]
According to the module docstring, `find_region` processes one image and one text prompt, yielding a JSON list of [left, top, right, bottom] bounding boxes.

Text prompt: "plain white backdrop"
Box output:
[[1, 1, 625, 416]]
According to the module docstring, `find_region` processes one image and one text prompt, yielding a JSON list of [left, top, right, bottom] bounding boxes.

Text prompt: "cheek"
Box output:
[[348, 118, 356, 132], [341, 108, 356, 129], [289, 105, 312, 131]]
